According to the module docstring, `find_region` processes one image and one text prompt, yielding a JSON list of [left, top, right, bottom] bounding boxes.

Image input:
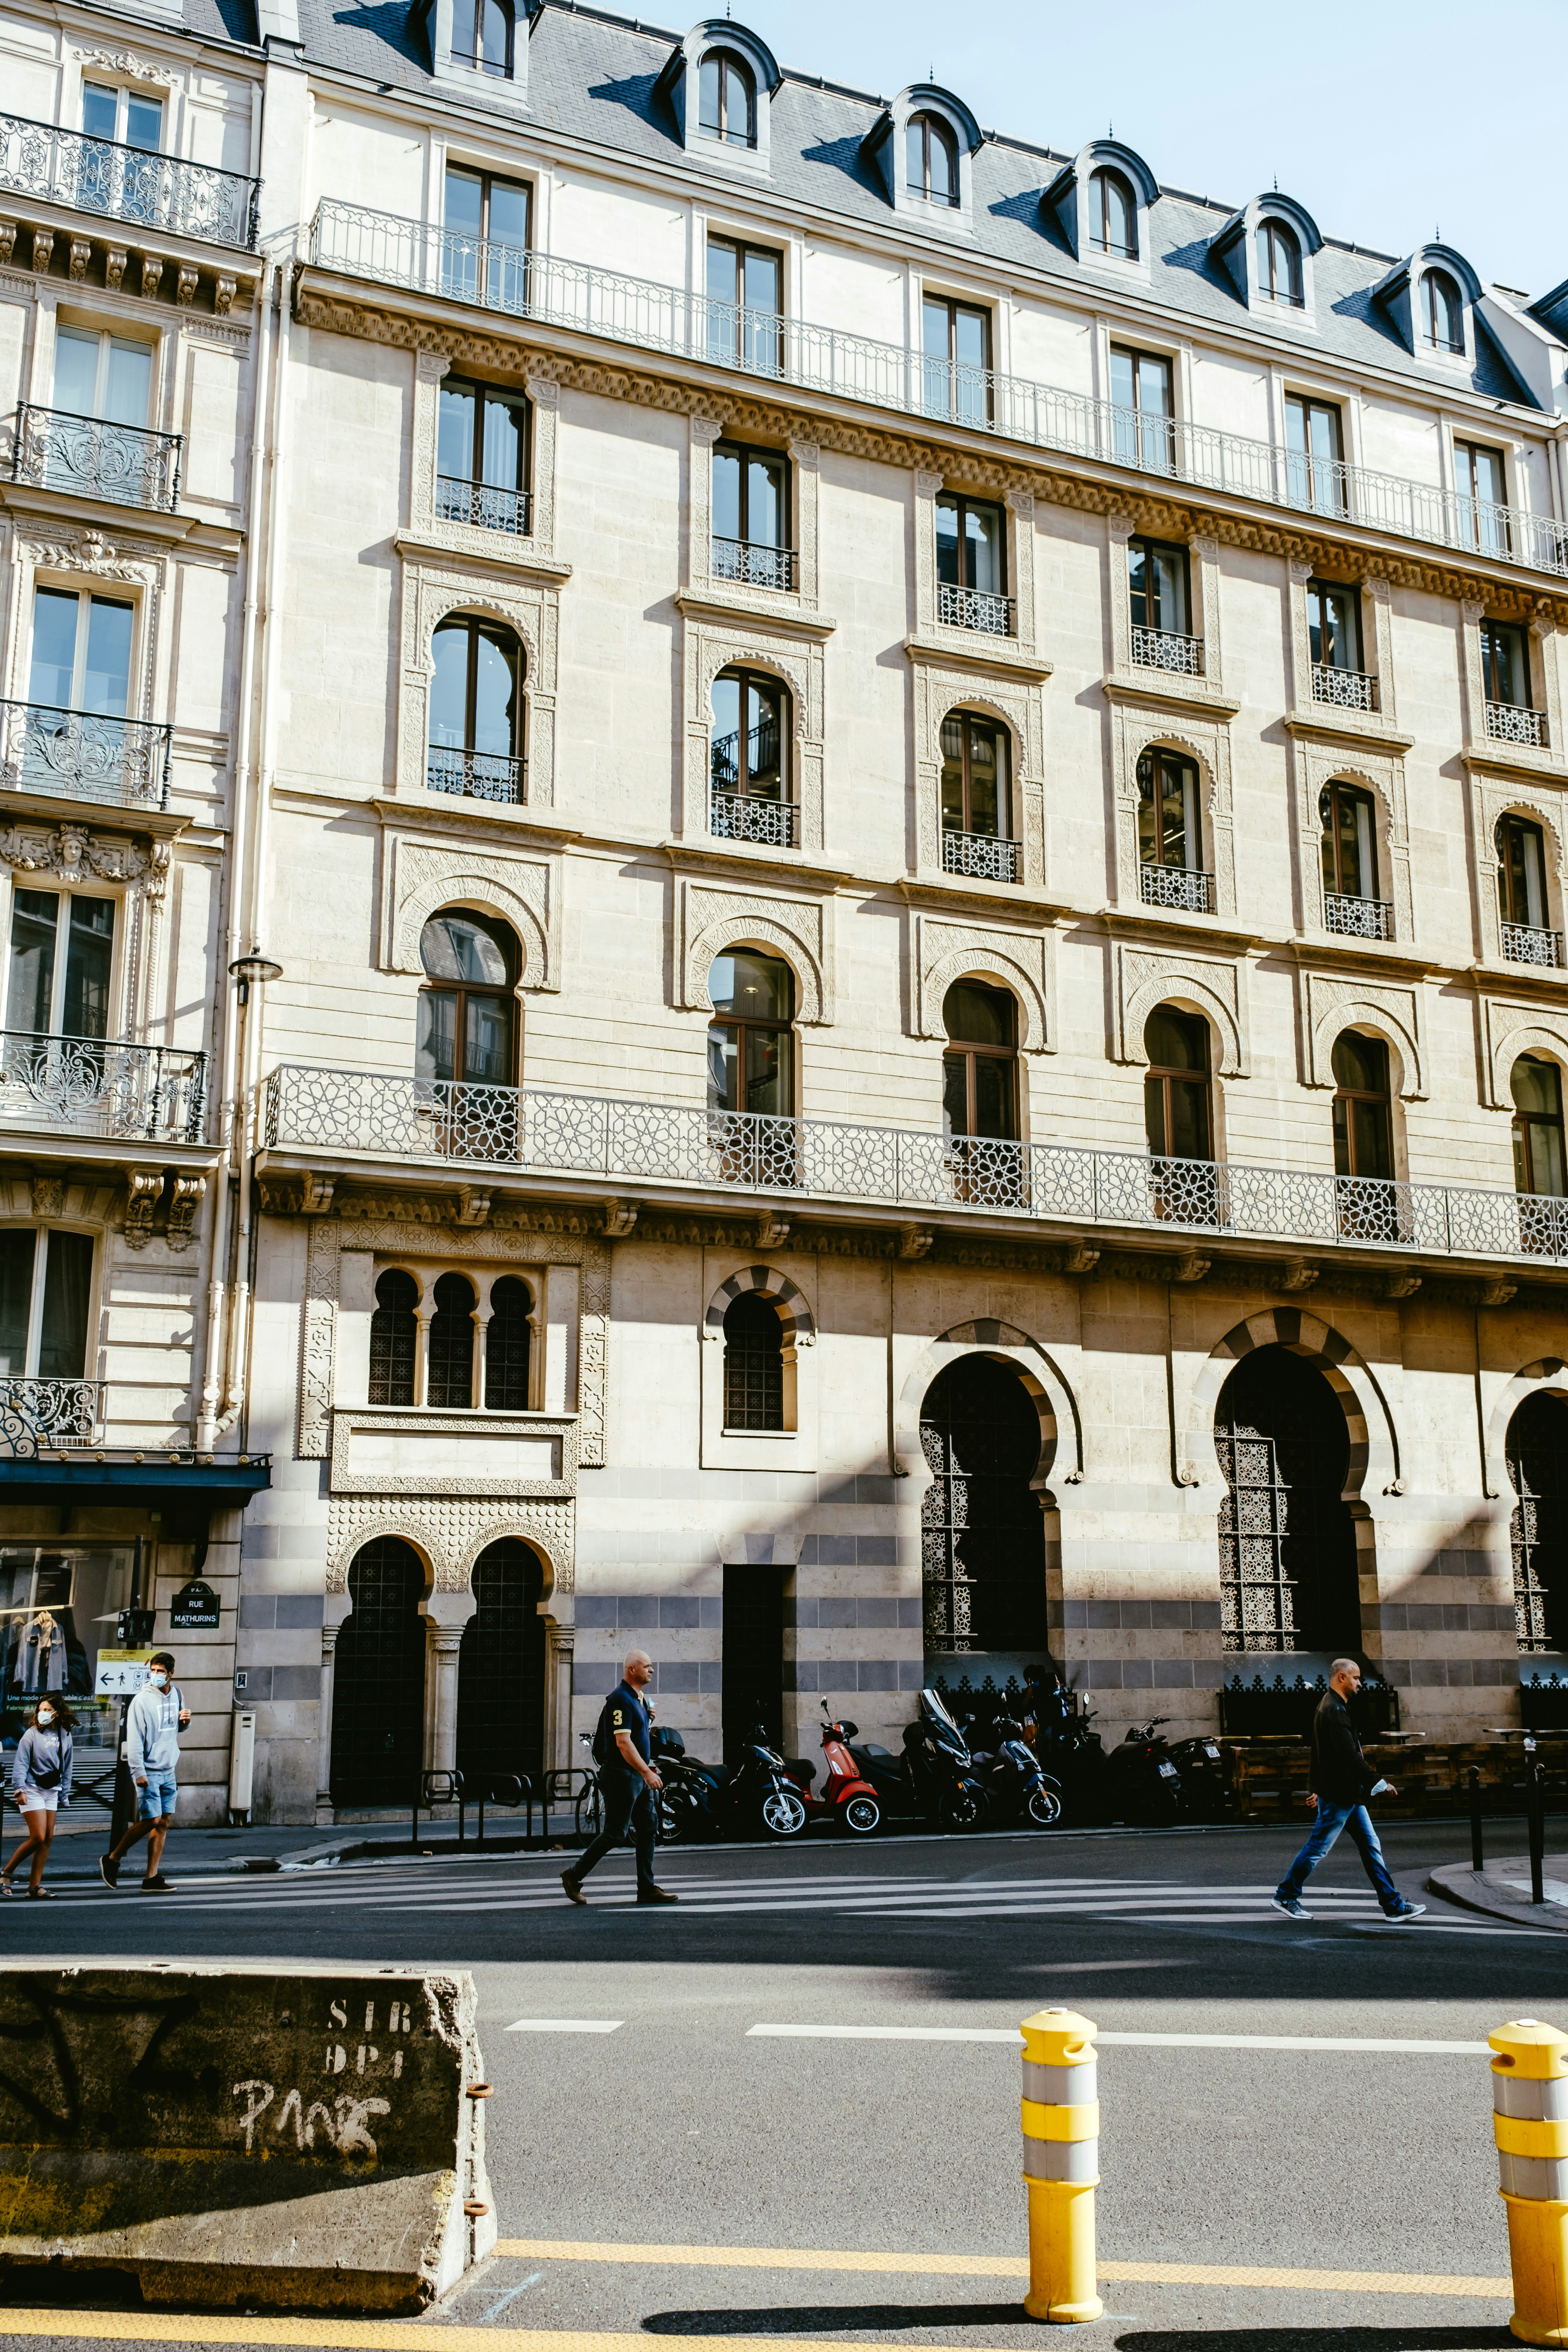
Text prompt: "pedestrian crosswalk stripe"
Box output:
[[506, 2018, 624, 2033]]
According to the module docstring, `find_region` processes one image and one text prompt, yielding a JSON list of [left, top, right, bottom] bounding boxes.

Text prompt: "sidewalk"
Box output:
[[1427, 1850, 1568, 1932]]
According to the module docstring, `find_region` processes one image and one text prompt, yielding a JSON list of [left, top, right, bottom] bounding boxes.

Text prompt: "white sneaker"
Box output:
[[1271, 1893, 1312, 1919]]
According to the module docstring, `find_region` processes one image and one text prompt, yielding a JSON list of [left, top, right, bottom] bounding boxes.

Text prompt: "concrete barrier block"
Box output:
[[0, 1962, 497, 2313]]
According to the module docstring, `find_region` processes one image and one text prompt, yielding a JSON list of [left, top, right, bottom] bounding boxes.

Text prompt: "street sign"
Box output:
[[95, 1648, 155, 1697], [169, 1578, 220, 1630]]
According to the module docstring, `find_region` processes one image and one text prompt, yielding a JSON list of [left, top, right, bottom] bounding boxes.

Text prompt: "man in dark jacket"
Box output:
[[1272, 1658, 1425, 1922], [562, 1650, 678, 1907]]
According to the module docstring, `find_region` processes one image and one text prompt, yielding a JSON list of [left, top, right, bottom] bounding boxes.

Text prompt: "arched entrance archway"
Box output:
[[1215, 1346, 1359, 1656], [329, 1537, 426, 1808], [1506, 1392, 1568, 1654], [456, 1538, 547, 1793], [919, 1355, 1047, 1671]]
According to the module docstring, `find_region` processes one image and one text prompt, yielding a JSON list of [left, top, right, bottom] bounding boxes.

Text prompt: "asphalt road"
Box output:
[[2, 1816, 1561, 2352]]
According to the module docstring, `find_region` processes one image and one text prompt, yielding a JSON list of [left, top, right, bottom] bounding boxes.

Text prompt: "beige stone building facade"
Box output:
[[5, 0, 1568, 1824]]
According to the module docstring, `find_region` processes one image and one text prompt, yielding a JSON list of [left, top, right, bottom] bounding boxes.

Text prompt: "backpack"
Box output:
[[591, 1698, 620, 1771]]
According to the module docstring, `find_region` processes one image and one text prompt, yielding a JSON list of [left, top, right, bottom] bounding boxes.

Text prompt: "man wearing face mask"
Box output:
[[100, 1651, 189, 1892], [3, 1695, 75, 1897]]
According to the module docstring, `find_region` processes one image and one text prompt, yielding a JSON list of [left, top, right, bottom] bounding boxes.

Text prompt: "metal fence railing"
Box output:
[[0, 1032, 206, 1141], [0, 699, 172, 811], [1, 113, 259, 248], [11, 404, 181, 512]]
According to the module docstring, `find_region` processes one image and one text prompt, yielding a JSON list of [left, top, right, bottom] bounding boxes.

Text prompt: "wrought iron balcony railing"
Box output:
[[0, 1377, 104, 1457], [260, 1063, 1568, 1266], [712, 536, 797, 591], [308, 198, 1568, 582], [1324, 890, 1393, 940], [427, 746, 525, 804], [710, 790, 798, 847], [1132, 625, 1204, 675], [1141, 862, 1216, 913], [0, 1032, 206, 1141], [1311, 663, 1378, 712], [435, 475, 531, 535], [937, 581, 1014, 635], [1, 113, 260, 249], [943, 828, 1021, 882], [1502, 921, 1565, 968], [1486, 700, 1548, 748], [0, 699, 171, 811], [11, 404, 181, 512]]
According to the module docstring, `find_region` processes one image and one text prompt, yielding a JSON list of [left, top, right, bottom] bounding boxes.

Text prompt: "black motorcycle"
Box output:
[[1171, 1733, 1228, 1823], [966, 1713, 1062, 1828], [848, 1688, 988, 1832], [1103, 1717, 1182, 1825], [651, 1722, 808, 1842], [1027, 1688, 1111, 1824]]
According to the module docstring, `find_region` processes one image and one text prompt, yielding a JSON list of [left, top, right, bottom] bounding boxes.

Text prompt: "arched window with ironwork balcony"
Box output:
[[1136, 747, 1211, 912], [428, 613, 525, 805], [1497, 813, 1560, 967], [709, 668, 792, 847], [940, 710, 1015, 882], [1320, 780, 1387, 939]]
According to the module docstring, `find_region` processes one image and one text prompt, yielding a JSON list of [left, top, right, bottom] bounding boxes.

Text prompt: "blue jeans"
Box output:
[[1277, 1800, 1401, 1911]]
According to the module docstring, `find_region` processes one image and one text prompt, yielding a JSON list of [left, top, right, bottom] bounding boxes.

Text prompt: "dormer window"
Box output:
[[457, 0, 513, 76], [1089, 167, 1136, 258], [699, 47, 756, 147], [1423, 269, 1464, 353], [907, 112, 959, 206], [1257, 218, 1303, 306]]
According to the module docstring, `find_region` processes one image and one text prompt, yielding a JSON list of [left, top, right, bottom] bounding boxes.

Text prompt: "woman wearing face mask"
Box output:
[[3, 1695, 75, 1897]]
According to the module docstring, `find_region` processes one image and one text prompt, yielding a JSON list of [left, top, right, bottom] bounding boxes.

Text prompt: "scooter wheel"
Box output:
[[839, 1794, 880, 1836], [1025, 1784, 1061, 1829], [939, 1785, 986, 1834], [760, 1788, 808, 1839]]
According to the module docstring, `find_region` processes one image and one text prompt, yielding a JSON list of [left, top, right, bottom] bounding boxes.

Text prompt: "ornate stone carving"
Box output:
[[908, 656, 1046, 887], [1114, 943, 1247, 1074], [297, 1217, 341, 1459], [678, 880, 830, 1024], [1289, 735, 1412, 942], [457, 1187, 491, 1227], [167, 1175, 205, 1251], [123, 1170, 161, 1249], [899, 1225, 934, 1259], [326, 1495, 576, 1593], [1108, 704, 1239, 917], [681, 616, 826, 854], [394, 551, 560, 807], [29, 1178, 62, 1220], [912, 915, 1053, 1052], [1480, 998, 1568, 1110], [602, 1202, 637, 1237], [383, 831, 559, 989], [71, 44, 178, 82], [1301, 971, 1426, 1097]]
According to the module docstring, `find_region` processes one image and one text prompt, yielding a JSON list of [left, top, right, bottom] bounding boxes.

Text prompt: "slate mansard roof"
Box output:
[[220, 0, 1559, 408]]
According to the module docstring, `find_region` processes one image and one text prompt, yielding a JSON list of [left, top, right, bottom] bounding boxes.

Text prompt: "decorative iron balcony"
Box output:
[[1311, 663, 1378, 712], [1502, 921, 1565, 968], [1486, 700, 1548, 748], [712, 537, 797, 591], [937, 581, 1014, 635], [943, 828, 1021, 882], [1324, 891, 1393, 940], [1131, 625, 1204, 675], [1, 113, 260, 249], [0, 1377, 104, 1457], [0, 1032, 206, 1142], [11, 404, 181, 512], [1141, 862, 1216, 913], [0, 700, 171, 811], [260, 1063, 1568, 1266], [435, 475, 531, 535], [710, 790, 798, 848], [308, 198, 1568, 582], [427, 746, 525, 805]]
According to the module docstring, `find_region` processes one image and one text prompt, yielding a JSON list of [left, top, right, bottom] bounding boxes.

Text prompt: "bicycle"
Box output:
[[574, 1731, 605, 1841]]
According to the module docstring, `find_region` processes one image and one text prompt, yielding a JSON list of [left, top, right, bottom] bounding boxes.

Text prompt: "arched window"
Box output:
[[417, 910, 517, 1090], [1320, 781, 1386, 937], [709, 668, 792, 847], [427, 1271, 476, 1409], [458, 0, 512, 75], [1143, 1006, 1210, 1161], [1496, 815, 1555, 963], [942, 980, 1017, 1142], [723, 1292, 784, 1430], [1215, 1345, 1359, 1655], [1507, 1393, 1568, 1653], [457, 1537, 546, 1796], [698, 47, 756, 146], [906, 111, 958, 205], [369, 1269, 417, 1406], [1089, 166, 1136, 257], [707, 949, 794, 1117], [940, 711, 1013, 878], [1137, 749, 1211, 912], [1257, 218, 1303, 305], [428, 614, 524, 804], [1511, 1056, 1566, 1199], [1423, 269, 1463, 354], [329, 1537, 426, 1807], [484, 1275, 532, 1410], [919, 1357, 1048, 1658], [1331, 1031, 1393, 1182]]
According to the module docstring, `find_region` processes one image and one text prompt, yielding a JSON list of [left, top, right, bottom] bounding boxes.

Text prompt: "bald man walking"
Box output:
[[1272, 1657, 1424, 1923], [564, 1650, 678, 1906]]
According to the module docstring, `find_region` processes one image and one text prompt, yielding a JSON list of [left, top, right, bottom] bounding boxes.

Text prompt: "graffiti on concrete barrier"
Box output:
[[232, 2078, 391, 2158]]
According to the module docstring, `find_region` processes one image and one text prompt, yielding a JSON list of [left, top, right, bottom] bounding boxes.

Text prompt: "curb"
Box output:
[[1426, 1854, 1568, 1932]]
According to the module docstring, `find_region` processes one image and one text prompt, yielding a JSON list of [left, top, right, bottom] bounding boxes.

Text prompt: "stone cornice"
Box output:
[[1282, 709, 1417, 753], [905, 634, 1054, 683], [674, 588, 835, 638], [293, 272, 1568, 627]]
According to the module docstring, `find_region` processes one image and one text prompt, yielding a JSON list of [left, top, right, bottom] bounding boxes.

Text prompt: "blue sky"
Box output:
[[728, 2, 1568, 300]]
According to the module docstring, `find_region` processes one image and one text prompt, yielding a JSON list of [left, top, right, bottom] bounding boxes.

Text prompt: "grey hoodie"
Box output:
[[10, 1721, 74, 1802]]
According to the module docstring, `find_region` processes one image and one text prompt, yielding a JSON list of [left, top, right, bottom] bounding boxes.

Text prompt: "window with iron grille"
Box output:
[[919, 1357, 1046, 1656], [723, 1292, 784, 1429], [1215, 1346, 1358, 1655], [485, 1275, 532, 1410], [427, 1270, 475, 1409], [456, 1537, 545, 1794], [1507, 1392, 1568, 1653], [369, 1269, 416, 1406]]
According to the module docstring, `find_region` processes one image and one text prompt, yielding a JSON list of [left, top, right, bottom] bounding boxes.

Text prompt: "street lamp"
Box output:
[[229, 952, 283, 1006]]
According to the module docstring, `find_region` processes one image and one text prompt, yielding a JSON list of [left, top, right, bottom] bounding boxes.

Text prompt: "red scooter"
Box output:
[[793, 1700, 882, 1836]]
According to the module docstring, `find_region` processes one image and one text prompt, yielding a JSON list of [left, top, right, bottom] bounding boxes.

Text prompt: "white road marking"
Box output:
[[505, 2018, 623, 2034], [749, 2024, 1493, 2052]]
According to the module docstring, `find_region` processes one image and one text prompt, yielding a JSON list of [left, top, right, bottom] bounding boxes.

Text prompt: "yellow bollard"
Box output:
[[1491, 2016, 1568, 2347], [1021, 2006, 1102, 2324]]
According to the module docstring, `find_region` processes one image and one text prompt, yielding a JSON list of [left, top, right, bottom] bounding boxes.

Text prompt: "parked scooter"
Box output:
[[847, 1688, 988, 1832], [651, 1721, 808, 1841], [1170, 1733, 1229, 1822], [785, 1702, 882, 1836], [1026, 1687, 1111, 1824], [966, 1713, 1061, 1828], [1103, 1718, 1182, 1825]]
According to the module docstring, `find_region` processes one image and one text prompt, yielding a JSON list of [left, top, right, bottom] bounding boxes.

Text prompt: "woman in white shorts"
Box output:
[[3, 1697, 75, 1898]]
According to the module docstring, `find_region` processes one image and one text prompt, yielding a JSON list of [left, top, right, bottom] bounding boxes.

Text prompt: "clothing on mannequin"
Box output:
[[15, 1614, 66, 1695]]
